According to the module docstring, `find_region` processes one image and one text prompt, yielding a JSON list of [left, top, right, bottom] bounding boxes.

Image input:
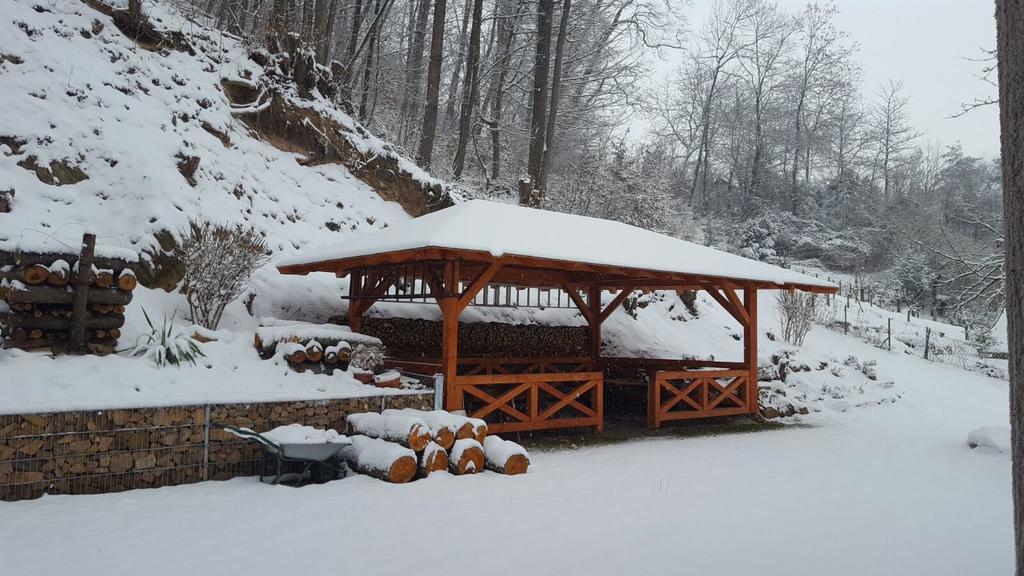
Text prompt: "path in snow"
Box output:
[[0, 326, 1012, 576]]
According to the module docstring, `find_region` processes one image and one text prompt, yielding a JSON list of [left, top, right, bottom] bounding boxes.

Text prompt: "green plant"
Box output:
[[131, 309, 205, 367]]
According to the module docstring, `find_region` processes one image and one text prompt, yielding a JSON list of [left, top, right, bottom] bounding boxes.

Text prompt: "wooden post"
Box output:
[[924, 327, 931, 360], [887, 317, 892, 351], [588, 284, 601, 363], [441, 262, 461, 412], [348, 271, 363, 333], [68, 233, 95, 353], [743, 286, 758, 415]]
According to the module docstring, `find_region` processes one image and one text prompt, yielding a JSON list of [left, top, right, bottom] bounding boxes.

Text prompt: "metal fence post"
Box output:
[[202, 404, 211, 481], [887, 317, 892, 351]]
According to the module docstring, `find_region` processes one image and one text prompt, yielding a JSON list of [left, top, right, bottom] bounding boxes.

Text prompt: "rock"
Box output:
[[109, 452, 134, 473], [133, 452, 156, 470], [762, 406, 780, 419], [16, 439, 44, 456], [69, 439, 93, 454]]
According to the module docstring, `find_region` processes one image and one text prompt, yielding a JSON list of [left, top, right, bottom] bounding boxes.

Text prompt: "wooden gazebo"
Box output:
[[277, 201, 836, 432]]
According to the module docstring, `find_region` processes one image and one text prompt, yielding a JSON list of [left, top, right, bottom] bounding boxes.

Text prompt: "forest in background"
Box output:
[[172, 0, 1004, 332]]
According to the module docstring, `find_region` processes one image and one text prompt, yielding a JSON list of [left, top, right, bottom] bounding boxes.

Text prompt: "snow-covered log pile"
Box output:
[[340, 410, 527, 483], [255, 321, 386, 376], [382, 408, 488, 448], [0, 239, 138, 354]]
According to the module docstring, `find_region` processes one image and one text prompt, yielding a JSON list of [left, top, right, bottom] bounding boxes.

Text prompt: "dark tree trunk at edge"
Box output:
[[995, 0, 1024, 573]]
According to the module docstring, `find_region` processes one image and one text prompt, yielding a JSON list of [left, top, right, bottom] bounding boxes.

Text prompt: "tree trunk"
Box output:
[[358, 0, 382, 119], [451, 0, 484, 178], [995, 1, 1024, 572], [311, 0, 332, 63], [443, 0, 474, 129], [487, 0, 521, 180], [538, 0, 571, 194], [416, 0, 448, 169], [519, 0, 554, 207], [400, 0, 431, 141]]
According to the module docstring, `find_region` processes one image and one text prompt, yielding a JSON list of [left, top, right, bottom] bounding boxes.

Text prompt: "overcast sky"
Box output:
[[655, 0, 1001, 159]]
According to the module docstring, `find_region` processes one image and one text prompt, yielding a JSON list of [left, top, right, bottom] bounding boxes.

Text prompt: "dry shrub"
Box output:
[[777, 291, 826, 346], [177, 222, 270, 329]]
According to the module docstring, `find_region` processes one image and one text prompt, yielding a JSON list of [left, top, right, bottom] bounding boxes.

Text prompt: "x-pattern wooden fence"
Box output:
[[648, 369, 751, 428]]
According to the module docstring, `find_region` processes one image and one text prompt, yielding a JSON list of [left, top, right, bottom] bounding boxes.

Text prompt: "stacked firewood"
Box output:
[[341, 409, 529, 483], [0, 250, 136, 354]]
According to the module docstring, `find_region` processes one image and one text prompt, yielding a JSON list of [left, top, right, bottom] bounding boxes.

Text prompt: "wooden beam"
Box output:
[[588, 285, 601, 360], [721, 285, 750, 327], [562, 284, 595, 324], [457, 260, 503, 312], [599, 286, 634, 323]]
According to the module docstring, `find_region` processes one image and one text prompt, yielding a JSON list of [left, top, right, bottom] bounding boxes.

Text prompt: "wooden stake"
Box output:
[[68, 233, 95, 353]]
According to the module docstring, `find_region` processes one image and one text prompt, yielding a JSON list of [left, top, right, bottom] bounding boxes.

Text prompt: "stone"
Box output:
[[762, 406, 780, 420], [70, 440, 93, 454], [133, 453, 156, 470], [16, 439, 44, 456], [108, 452, 134, 474]]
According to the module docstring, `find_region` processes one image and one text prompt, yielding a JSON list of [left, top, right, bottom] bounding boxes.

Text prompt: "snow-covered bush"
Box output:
[[737, 216, 780, 264], [177, 222, 270, 329], [130, 310, 205, 367], [776, 291, 826, 346]]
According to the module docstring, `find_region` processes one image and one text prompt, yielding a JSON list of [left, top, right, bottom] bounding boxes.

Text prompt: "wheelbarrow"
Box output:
[[217, 423, 351, 486]]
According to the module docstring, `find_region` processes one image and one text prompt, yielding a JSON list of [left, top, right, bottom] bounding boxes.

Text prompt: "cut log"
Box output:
[[0, 313, 124, 330], [253, 323, 376, 359], [304, 340, 323, 363], [93, 269, 114, 289], [385, 409, 485, 445], [483, 436, 530, 475], [23, 264, 48, 285], [418, 441, 449, 477], [117, 268, 137, 292], [449, 439, 485, 475], [46, 260, 71, 286], [346, 412, 432, 452], [339, 436, 417, 484], [0, 285, 132, 305]]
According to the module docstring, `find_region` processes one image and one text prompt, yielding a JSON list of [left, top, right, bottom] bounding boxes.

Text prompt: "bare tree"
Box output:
[[538, 0, 572, 193], [871, 79, 917, 201]]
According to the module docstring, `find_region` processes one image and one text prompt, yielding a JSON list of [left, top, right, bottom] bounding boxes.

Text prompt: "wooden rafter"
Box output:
[[457, 260, 504, 312]]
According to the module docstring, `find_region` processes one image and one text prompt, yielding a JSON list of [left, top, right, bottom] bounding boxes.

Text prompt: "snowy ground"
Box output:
[[0, 315, 1012, 576]]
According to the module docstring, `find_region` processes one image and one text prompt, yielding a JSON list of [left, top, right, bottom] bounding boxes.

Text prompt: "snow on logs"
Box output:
[[0, 248, 136, 353], [346, 412, 432, 452], [383, 408, 487, 448], [483, 436, 530, 475], [339, 436, 418, 484]]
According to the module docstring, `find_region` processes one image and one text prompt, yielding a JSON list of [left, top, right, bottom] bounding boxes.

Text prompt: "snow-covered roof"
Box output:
[[277, 200, 836, 291]]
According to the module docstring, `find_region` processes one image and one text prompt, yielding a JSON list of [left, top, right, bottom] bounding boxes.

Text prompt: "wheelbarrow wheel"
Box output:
[[310, 461, 338, 484]]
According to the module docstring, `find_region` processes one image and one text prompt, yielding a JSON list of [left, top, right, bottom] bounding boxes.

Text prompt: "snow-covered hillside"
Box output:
[[0, 0, 441, 276]]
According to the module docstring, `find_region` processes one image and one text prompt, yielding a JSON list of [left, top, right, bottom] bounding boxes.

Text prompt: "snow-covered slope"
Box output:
[[0, 0, 437, 272]]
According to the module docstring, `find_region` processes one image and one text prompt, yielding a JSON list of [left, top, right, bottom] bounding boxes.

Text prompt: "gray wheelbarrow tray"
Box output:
[[216, 423, 351, 485]]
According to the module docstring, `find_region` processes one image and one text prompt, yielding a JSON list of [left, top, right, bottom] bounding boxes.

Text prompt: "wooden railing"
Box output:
[[647, 369, 753, 429], [453, 370, 603, 433]]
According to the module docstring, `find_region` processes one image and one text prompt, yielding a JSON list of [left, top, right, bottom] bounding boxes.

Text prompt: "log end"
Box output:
[[117, 273, 138, 292], [24, 264, 48, 285], [421, 448, 449, 476], [434, 427, 455, 451], [388, 455, 417, 484], [454, 422, 475, 440], [452, 445, 484, 475], [408, 426, 432, 452], [502, 454, 529, 476]]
